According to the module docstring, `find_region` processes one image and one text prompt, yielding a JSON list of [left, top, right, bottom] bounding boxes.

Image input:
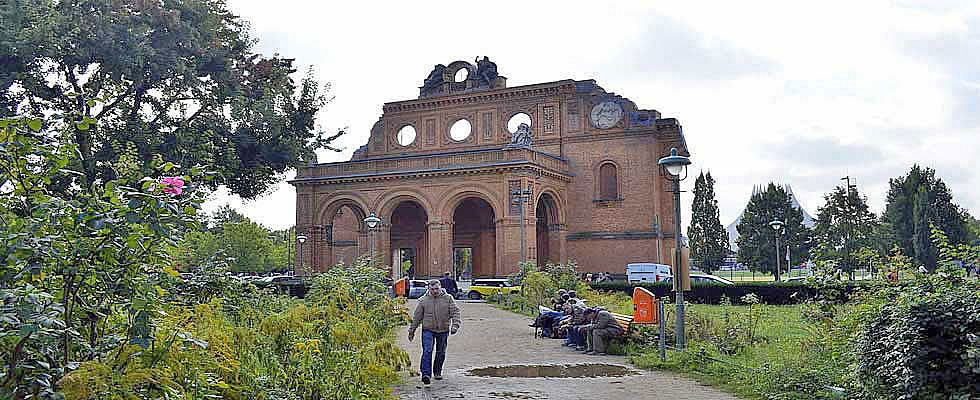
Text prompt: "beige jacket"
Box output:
[[409, 290, 461, 335]]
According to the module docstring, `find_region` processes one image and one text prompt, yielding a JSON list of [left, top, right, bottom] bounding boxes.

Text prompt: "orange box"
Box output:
[[632, 286, 658, 324], [394, 277, 408, 297]]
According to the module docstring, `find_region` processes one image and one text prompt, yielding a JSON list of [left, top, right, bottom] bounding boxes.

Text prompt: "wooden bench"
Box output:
[[606, 310, 659, 354]]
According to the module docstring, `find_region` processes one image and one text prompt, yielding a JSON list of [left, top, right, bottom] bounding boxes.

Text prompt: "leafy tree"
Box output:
[[736, 183, 812, 276], [687, 171, 729, 273], [811, 185, 877, 278], [966, 212, 980, 245], [1, 0, 343, 199], [912, 186, 936, 270], [1, 116, 205, 396], [883, 165, 970, 269]]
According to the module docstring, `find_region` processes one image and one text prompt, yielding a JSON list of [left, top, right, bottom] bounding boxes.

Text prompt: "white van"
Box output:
[[626, 263, 672, 284]]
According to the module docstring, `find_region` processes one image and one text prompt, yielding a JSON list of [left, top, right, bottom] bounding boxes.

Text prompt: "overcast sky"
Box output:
[[207, 0, 979, 231]]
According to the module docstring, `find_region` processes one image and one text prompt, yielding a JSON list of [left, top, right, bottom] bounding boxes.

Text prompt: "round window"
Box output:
[[507, 113, 532, 133], [450, 119, 472, 141], [396, 125, 416, 146], [454, 68, 469, 82]]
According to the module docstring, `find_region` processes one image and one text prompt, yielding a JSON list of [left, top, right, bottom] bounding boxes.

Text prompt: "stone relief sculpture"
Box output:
[[421, 64, 447, 94], [475, 56, 498, 88], [509, 123, 533, 148]]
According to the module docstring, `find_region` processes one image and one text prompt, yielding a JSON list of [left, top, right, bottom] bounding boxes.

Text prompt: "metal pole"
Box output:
[[287, 231, 292, 273], [775, 232, 781, 282], [673, 176, 685, 350], [658, 299, 666, 361], [520, 191, 526, 265], [370, 229, 375, 268]]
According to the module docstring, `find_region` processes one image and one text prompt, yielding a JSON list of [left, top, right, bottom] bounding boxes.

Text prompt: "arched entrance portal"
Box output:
[[389, 201, 428, 280], [327, 205, 364, 268], [452, 198, 496, 279], [536, 193, 560, 265]]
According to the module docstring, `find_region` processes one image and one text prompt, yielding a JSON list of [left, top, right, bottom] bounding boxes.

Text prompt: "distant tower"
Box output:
[[725, 184, 815, 252]]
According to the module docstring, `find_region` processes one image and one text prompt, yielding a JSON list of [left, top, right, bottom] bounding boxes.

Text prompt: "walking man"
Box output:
[[408, 279, 461, 385]]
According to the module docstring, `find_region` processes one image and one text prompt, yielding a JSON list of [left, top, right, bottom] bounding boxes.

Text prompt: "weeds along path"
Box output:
[[393, 300, 739, 400]]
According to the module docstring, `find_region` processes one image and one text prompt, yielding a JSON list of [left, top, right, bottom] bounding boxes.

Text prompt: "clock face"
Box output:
[[590, 101, 623, 129]]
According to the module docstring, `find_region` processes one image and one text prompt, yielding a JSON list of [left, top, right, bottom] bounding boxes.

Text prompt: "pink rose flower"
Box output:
[[161, 177, 184, 195]]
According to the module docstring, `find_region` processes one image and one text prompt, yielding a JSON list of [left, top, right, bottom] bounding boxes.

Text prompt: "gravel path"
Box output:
[[392, 300, 739, 400]]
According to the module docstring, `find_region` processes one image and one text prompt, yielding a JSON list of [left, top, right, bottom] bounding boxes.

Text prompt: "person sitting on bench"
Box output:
[[578, 307, 623, 355], [559, 300, 588, 350]]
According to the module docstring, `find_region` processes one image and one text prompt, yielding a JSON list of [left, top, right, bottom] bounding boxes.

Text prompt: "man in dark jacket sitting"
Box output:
[[579, 307, 624, 355]]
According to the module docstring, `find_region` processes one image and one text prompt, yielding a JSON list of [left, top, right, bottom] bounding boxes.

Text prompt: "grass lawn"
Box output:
[[627, 301, 851, 400], [575, 288, 850, 399], [493, 287, 856, 399]]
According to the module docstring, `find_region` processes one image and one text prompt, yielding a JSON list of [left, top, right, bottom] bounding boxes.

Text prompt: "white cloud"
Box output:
[[208, 0, 980, 231]]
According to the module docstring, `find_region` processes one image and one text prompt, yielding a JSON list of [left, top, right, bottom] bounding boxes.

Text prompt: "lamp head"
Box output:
[[769, 220, 785, 232], [296, 234, 308, 244], [364, 212, 381, 229], [657, 148, 691, 177]]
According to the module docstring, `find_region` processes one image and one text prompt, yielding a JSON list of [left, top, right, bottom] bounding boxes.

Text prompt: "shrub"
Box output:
[[856, 281, 980, 399], [590, 280, 872, 305]]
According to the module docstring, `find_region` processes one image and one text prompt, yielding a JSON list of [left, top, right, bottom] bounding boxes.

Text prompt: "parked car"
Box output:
[[626, 263, 673, 284], [690, 273, 735, 286], [407, 279, 429, 299], [466, 278, 520, 300], [255, 275, 293, 287]]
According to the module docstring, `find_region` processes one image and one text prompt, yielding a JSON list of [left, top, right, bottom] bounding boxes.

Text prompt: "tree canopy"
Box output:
[[735, 183, 812, 276], [1, 0, 342, 199], [883, 165, 970, 270], [687, 171, 729, 273], [812, 184, 878, 276]]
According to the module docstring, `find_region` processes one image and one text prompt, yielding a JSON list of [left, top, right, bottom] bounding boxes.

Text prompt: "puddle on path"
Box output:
[[468, 363, 637, 378]]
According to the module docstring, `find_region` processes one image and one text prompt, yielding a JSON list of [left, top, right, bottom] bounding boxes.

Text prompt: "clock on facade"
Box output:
[[590, 100, 623, 129]]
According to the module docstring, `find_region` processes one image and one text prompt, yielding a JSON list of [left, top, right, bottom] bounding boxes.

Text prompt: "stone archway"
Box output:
[[452, 197, 497, 279], [389, 201, 429, 280], [325, 204, 366, 269], [536, 193, 561, 265]]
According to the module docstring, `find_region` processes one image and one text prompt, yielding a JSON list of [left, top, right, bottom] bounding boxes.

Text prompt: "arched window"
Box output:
[[599, 163, 618, 199]]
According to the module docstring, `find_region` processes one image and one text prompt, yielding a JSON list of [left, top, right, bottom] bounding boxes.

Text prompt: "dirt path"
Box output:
[[392, 300, 738, 400]]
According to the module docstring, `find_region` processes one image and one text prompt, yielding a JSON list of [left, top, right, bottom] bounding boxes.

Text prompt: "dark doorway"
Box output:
[[536, 194, 559, 264], [452, 198, 496, 278], [454, 247, 473, 281], [390, 201, 428, 277]]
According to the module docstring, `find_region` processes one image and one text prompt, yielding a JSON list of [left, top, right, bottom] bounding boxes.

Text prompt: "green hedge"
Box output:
[[589, 280, 874, 305]]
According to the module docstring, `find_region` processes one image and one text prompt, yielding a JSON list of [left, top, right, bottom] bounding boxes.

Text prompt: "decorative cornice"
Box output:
[[291, 163, 570, 186], [567, 231, 677, 241], [383, 80, 577, 114]]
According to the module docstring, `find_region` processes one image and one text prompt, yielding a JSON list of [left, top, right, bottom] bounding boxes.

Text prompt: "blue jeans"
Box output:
[[567, 325, 585, 347], [420, 330, 449, 377]]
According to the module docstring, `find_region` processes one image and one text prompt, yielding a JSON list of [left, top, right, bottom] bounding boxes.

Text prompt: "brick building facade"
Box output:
[[290, 59, 689, 279]]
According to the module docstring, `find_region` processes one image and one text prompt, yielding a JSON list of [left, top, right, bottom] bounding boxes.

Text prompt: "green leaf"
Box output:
[[28, 119, 42, 132], [76, 121, 89, 131], [86, 99, 96, 107], [162, 162, 175, 172]]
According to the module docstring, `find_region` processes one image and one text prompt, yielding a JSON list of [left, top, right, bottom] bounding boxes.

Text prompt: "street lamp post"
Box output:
[[658, 147, 691, 350], [295, 234, 308, 276], [769, 220, 785, 282], [363, 212, 381, 268], [511, 186, 533, 265]]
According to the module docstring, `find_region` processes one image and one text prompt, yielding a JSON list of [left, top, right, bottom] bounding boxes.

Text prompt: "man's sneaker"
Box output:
[[595, 352, 608, 356], [434, 374, 443, 380], [576, 346, 586, 351], [421, 376, 430, 385], [584, 351, 596, 355]]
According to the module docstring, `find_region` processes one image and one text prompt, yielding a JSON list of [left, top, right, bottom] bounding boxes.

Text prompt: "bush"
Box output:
[[590, 280, 873, 305], [856, 280, 980, 399]]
